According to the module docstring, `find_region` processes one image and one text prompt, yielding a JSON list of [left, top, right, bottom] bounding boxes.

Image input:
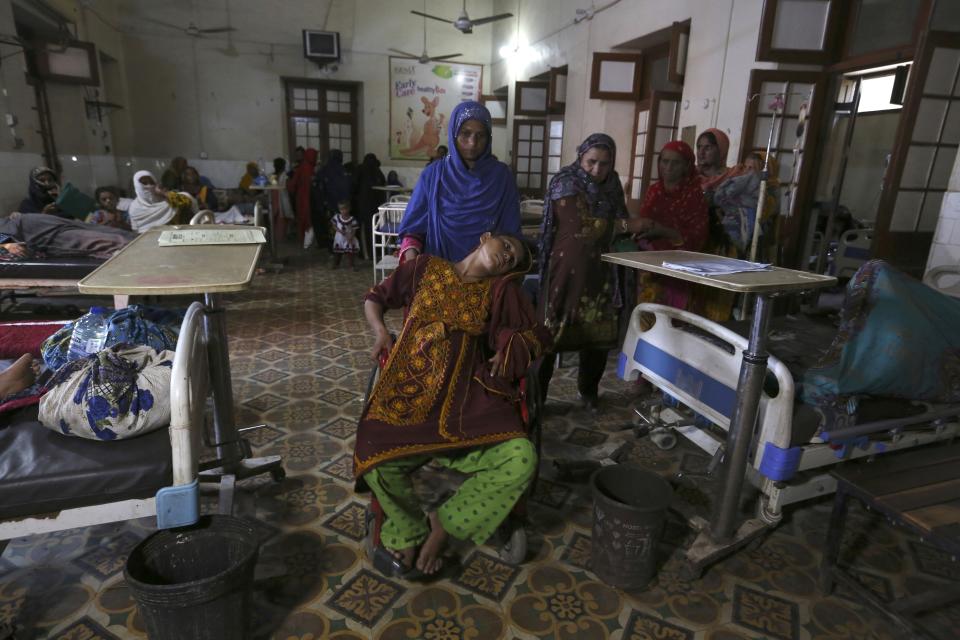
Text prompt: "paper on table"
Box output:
[[662, 257, 772, 276], [158, 228, 266, 246]]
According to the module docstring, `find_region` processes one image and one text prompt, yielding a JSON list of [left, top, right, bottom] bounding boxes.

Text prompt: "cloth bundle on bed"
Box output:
[[39, 345, 173, 441], [800, 259, 960, 408], [41, 305, 183, 371], [2, 306, 184, 440]]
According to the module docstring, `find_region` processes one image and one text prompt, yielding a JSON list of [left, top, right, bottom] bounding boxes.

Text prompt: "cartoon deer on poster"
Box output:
[[400, 96, 445, 157]]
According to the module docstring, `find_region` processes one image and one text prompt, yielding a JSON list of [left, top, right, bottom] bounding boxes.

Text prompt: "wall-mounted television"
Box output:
[[33, 40, 99, 86], [303, 30, 340, 63]]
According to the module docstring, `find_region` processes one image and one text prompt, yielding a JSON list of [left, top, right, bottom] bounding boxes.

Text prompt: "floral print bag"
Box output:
[[39, 345, 173, 441]]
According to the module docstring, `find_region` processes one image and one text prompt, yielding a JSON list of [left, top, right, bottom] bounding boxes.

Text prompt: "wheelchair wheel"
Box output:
[[363, 362, 381, 405], [364, 505, 378, 560]]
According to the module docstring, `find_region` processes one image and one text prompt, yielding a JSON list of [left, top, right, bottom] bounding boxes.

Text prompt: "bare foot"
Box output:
[[0, 354, 38, 397], [416, 511, 448, 575]]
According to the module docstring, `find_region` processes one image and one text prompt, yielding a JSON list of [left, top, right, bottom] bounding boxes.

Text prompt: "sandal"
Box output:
[[372, 545, 425, 580]]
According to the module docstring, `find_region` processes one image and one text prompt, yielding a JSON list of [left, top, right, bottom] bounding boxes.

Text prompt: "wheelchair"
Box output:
[[360, 353, 544, 567]]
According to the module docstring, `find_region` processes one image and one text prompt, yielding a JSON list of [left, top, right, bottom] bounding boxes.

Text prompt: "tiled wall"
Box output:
[[926, 151, 960, 275], [927, 191, 960, 273]]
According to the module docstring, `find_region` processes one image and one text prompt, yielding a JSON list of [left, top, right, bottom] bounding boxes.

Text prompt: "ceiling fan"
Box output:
[[412, 0, 513, 34], [390, 6, 462, 63], [142, 16, 236, 38]]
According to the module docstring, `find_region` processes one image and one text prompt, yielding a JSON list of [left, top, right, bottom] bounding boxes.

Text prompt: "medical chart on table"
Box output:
[[158, 228, 266, 246]]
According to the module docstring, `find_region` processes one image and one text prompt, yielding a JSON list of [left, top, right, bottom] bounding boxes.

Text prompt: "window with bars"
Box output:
[[546, 118, 564, 185], [284, 80, 358, 163], [513, 120, 546, 195]]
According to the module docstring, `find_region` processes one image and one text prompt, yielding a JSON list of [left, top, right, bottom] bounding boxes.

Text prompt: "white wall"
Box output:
[[0, 0, 495, 210], [117, 0, 495, 182], [926, 149, 960, 275], [489, 0, 776, 181], [0, 0, 138, 210]]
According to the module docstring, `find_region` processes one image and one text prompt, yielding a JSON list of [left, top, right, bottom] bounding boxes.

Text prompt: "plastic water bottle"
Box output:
[[67, 306, 109, 360]]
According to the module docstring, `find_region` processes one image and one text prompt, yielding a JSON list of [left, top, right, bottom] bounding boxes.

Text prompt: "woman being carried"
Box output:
[[399, 101, 520, 263], [356, 232, 551, 576]]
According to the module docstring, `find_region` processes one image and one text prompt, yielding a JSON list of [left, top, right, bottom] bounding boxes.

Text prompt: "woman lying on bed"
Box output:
[[0, 354, 40, 401], [1, 212, 134, 261], [355, 232, 552, 577]]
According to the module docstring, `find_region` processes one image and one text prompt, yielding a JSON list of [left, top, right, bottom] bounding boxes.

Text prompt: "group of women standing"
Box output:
[[354, 100, 764, 576], [387, 102, 755, 413]]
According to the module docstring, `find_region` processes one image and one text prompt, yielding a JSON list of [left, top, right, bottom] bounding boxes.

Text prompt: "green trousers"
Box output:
[[364, 438, 537, 550]]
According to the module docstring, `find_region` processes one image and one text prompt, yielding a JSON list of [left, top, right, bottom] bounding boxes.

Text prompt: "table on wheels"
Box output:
[[78, 225, 284, 503], [601, 250, 836, 573]]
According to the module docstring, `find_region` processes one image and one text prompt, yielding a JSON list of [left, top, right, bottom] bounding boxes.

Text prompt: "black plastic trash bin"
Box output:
[[590, 464, 673, 590], [124, 515, 260, 640]]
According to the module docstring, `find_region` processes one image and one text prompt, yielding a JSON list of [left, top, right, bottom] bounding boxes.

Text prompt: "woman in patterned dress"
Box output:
[[536, 133, 650, 412], [356, 232, 552, 577]]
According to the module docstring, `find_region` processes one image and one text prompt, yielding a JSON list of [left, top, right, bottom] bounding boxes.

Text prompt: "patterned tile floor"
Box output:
[[2, 249, 959, 639]]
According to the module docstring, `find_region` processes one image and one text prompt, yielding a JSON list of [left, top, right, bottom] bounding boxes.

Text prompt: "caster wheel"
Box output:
[[756, 498, 782, 526], [270, 467, 286, 483], [651, 428, 678, 450], [499, 526, 527, 564]]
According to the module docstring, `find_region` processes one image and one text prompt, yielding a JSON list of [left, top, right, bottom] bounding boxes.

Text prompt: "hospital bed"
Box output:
[[372, 201, 406, 284], [0, 300, 210, 545], [0, 255, 125, 311], [618, 302, 960, 525]]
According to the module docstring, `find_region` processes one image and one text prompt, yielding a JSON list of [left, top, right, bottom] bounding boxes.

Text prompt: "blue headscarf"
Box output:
[[399, 101, 520, 262]]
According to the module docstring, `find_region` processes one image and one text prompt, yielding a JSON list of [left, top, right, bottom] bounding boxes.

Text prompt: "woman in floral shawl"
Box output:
[[536, 133, 646, 412]]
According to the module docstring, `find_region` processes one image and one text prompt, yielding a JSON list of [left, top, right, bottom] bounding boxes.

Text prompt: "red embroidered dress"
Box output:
[[354, 255, 551, 477]]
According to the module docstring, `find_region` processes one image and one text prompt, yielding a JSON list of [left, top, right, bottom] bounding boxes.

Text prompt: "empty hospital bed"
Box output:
[[618, 302, 960, 525]]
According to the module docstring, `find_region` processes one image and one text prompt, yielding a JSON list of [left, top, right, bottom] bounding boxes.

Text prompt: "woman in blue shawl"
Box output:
[[399, 101, 521, 263]]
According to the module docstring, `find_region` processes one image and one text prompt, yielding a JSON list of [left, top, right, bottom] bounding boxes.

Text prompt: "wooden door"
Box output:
[[873, 31, 960, 276]]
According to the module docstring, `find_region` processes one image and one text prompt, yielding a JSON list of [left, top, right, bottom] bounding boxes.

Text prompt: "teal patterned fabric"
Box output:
[[800, 260, 960, 406]]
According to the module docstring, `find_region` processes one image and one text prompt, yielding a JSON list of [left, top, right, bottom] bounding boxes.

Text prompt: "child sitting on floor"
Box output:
[[332, 199, 360, 270], [355, 232, 552, 578]]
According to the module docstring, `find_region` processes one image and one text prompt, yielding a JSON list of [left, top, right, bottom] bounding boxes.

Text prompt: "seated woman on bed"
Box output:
[[127, 170, 195, 233], [356, 232, 552, 577], [1, 212, 135, 261]]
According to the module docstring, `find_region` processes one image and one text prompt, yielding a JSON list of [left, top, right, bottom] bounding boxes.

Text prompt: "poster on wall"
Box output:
[[389, 57, 483, 160]]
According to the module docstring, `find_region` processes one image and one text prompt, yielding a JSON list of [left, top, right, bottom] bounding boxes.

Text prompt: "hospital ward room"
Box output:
[[2, 0, 960, 638]]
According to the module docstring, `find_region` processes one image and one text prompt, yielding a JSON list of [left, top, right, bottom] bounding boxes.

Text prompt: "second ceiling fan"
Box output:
[[390, 3, 463, 64], [413, 0, 513, 34]]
